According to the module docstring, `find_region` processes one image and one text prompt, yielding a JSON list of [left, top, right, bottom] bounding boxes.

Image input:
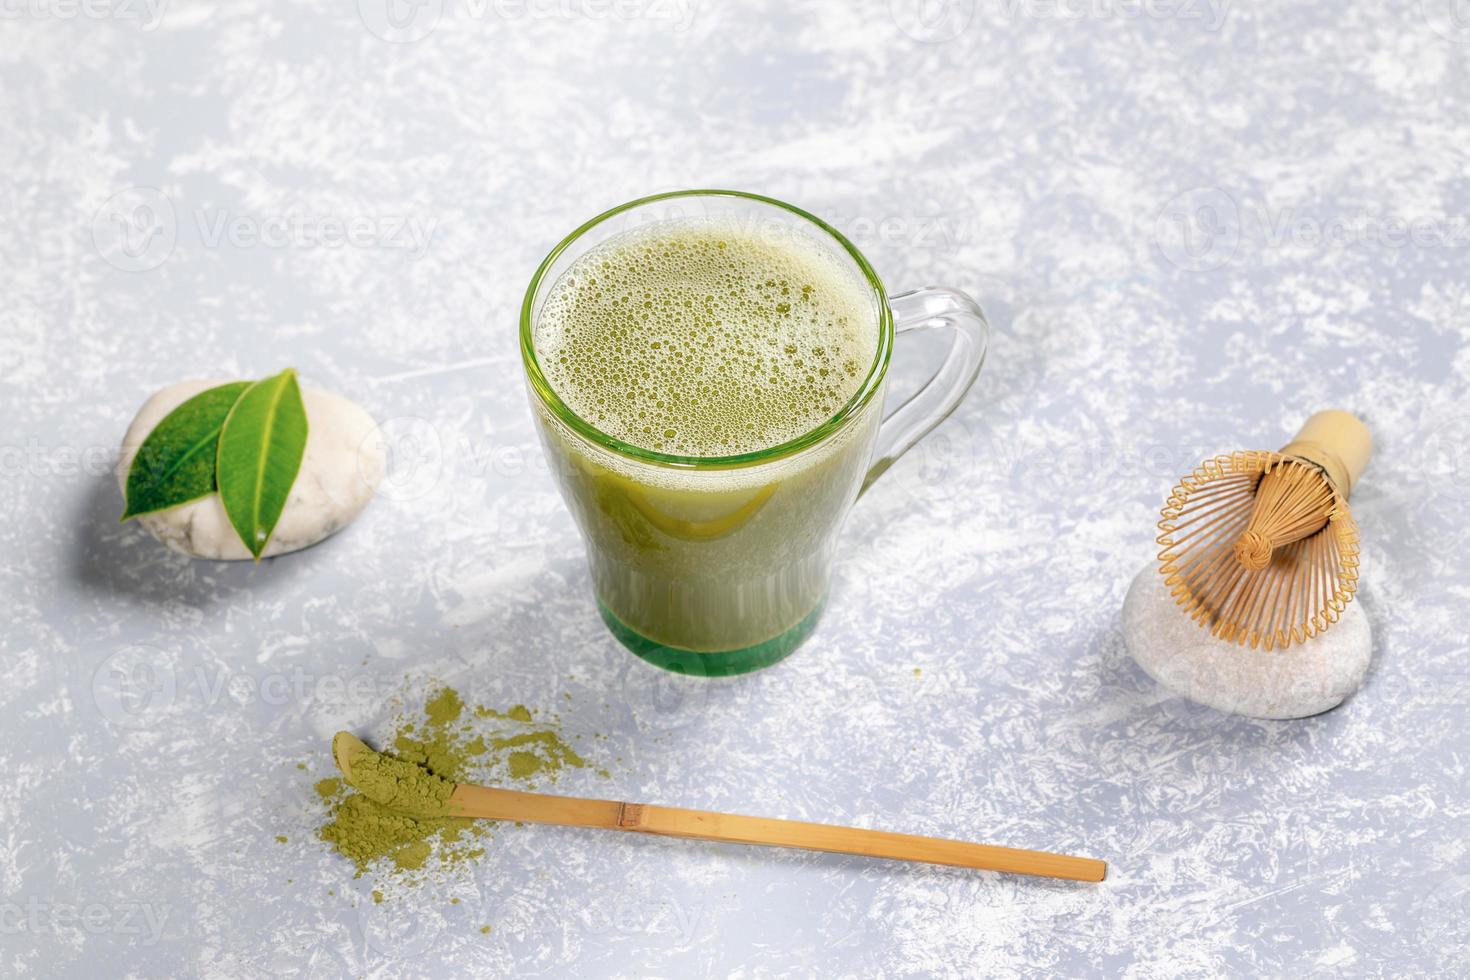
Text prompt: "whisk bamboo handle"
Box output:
[[1280, 410, 1372, 497]]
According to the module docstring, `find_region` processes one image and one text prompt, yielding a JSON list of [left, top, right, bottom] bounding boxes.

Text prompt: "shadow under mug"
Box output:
[[520, 190, 988, 676]]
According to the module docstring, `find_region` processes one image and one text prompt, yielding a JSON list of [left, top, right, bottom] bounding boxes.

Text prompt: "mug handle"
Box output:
[[860, 287, 990, 495]]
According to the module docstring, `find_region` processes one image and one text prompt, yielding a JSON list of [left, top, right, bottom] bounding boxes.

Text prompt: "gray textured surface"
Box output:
[[3, 1, 1469, 976]]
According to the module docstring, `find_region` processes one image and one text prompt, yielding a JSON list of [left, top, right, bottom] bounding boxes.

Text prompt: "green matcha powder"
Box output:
[[318, 687, 595, 877]]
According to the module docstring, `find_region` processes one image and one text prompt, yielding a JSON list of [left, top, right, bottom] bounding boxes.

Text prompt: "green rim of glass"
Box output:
[[519, 189, 894, 470]]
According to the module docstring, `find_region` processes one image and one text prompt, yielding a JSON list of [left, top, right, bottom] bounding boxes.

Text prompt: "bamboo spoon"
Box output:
[[332, 732, 1106, 883]]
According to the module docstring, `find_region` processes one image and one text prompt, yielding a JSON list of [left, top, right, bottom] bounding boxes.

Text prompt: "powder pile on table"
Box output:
[[318, 687, 598, 877]]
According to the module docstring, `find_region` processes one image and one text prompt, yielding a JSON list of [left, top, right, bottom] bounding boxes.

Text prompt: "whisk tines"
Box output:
[[1154, 410, 1371, 652]]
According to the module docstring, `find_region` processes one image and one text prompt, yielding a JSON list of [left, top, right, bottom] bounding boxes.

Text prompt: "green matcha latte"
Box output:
[[527, 215, 886, 663]]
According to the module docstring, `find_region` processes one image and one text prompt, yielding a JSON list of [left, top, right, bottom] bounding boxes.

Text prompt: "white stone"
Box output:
[[1123, 564, 1372, 720], [117, 379, 386, 560]]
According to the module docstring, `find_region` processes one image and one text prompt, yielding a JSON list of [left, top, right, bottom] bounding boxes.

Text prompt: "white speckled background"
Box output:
[[3, 1, 1469, 976]]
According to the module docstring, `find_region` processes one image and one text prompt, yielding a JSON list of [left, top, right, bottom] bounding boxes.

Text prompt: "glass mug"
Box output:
[[520, 191, 988, 676]]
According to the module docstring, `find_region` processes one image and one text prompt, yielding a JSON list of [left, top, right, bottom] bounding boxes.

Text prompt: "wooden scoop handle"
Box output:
[[1281, 409, 1373, 496], [449, 783, 1106, 882]]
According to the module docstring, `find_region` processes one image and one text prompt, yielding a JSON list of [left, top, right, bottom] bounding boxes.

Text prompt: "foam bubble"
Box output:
[[534, 218, 877, 456]]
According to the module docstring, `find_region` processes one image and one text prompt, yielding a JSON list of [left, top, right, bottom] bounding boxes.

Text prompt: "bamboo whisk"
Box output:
[[1155, 411, 1372, 651]]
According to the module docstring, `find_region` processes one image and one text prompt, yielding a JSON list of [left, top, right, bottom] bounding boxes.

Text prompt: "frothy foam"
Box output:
[[534, 218, 878, 457]]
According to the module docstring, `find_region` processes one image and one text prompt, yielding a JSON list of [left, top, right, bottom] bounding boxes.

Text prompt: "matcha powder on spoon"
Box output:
[[318, 686, 596, 878]]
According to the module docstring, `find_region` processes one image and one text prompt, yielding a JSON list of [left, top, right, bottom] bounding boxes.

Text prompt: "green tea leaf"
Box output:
[[216, 368, 309, 560], [121, 381, 251, 521]]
